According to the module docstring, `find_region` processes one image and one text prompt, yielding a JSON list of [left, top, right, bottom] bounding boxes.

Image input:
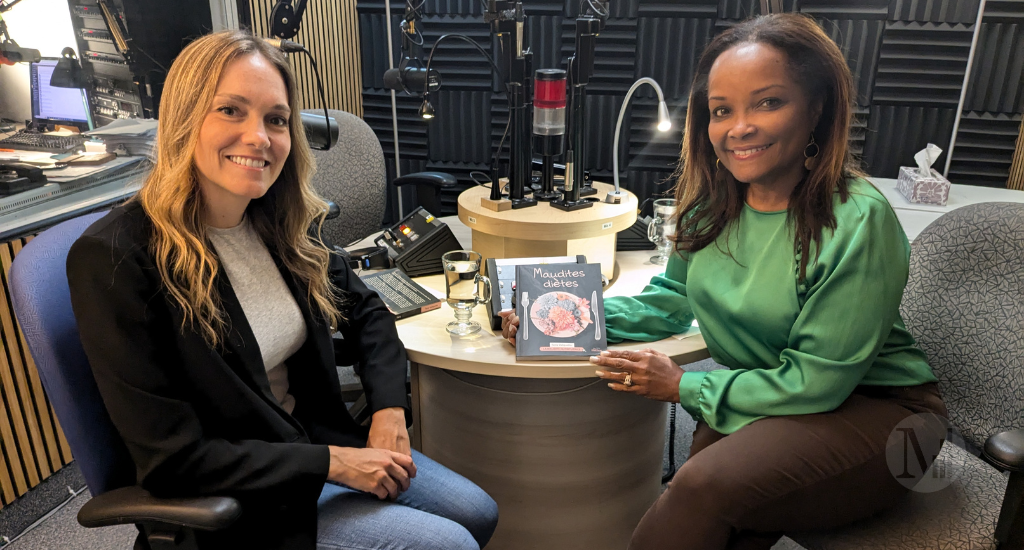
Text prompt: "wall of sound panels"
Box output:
[[248, 0, 365, 116], [357, 0, 1024, 217], [0, 237, 74, 511]]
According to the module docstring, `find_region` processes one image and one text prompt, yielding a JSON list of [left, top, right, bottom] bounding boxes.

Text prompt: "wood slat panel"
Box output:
[[52, 404, 73, 464], [248, 0, 364, 117], [9, 240, 63, 474], [0, 396, 25, 503], [0, 237, 74, 510], [1010, 116, 1024, 191], [0, 244, 50, 482]]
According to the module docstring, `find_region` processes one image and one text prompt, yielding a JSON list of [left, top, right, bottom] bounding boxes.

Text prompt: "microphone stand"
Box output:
[[486, 0, 535, 209], [551, 3, 606, 212]]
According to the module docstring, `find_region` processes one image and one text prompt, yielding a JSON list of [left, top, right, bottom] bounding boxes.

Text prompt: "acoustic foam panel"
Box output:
[[423, 0, 484, 16], [634, 17, 716, 101], [797, 0, 890, 19], [625, 170, 677, 204], [814, 18, 885, 106], [964, 22, 1024, 113], [421, 15, 495, 90], [637, 0, 718, 18], [526, 15, 566, 71], [888, 0, 982, 23], [427, 90, 493, 163], [626, 99, 687, 173], [362, 88, 429, 159], [983, 0, 1024, 22], [861, 104, 956, 177], [872, 21, 974, 106], [850, 106, 869, 158], [947, 112, 1023, 187], [358, 13, 403, 90], [561, 18, 638, 94], [583, 94, 626, 171]]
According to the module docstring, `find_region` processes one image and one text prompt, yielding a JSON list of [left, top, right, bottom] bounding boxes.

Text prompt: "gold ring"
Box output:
[[623, 372, 633, 387]]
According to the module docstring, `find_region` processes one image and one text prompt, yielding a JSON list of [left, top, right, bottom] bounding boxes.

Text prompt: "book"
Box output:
[[359, 268, 442, 320], [485, 254, 587, 330], [515, 263, 607, 360]]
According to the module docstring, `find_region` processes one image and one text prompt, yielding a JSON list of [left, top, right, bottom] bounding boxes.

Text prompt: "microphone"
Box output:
[[383, 64, 442, 94], [0, 41, 40, 63], [263, 37, 305, 53]]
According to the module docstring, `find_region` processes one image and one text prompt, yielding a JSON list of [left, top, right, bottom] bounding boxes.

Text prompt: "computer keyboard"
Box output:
[[0, 131, 90, 153]]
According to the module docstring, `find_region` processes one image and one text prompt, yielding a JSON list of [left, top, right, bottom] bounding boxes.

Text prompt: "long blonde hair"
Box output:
[[137, 30, 341, 346]]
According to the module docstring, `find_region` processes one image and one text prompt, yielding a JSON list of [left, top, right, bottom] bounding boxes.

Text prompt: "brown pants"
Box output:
[[628, 383, 948, 550]]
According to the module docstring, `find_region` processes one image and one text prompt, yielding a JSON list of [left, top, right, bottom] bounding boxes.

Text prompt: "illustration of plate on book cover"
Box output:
[[529, 291, 593, 337]]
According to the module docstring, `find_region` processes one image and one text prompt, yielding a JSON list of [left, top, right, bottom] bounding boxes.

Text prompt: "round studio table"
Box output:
[[395, 221, 710, 550]]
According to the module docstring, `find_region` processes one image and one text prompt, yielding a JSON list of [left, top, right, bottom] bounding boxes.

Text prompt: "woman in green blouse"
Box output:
[[501, 13, 947, 550]]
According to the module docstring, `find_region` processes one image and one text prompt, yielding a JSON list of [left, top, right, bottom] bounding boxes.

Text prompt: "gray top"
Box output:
[[208, 218, 306, 414]]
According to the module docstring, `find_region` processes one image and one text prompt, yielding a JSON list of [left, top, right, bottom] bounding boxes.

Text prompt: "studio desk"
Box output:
[[395, 212, 711, 550]]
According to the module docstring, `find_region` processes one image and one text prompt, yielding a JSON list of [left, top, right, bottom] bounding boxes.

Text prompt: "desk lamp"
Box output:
[[607, 77, 672, 204], [50, 47, 88, 89]]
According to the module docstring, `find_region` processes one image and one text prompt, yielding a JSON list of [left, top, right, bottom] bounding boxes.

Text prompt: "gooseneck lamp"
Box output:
[[608, 77, 673, 204]]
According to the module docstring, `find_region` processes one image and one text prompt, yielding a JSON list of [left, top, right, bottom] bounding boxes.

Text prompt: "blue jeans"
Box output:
[[316, 450, 499, 550]]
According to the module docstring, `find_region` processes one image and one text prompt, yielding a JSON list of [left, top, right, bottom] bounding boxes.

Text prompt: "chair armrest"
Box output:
[[392, 171, 458, 190], [78, 486, 242, 531], [984, 429, 1024, 472]]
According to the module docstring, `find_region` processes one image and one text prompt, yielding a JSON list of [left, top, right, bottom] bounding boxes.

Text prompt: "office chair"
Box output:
[[307, 109, 450, 422], [9, 212, 241, 550], [305, 108, 456, 247], [789, 202, 1024, 550]]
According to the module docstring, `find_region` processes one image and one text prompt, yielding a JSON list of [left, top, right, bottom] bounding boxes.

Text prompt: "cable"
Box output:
[[301, 47, 331, 149], [581, 0, 608, 17], [421, 33, 501, 98], [470, 170, 492, 187], [133, 43, 168, 73], [661, 404, 678, 484]]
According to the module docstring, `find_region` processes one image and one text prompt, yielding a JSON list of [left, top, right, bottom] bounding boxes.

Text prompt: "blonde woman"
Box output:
[[67, 30, 497, 550]]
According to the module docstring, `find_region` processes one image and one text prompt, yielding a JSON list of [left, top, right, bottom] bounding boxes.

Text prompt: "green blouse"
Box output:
[[603, 178, 938, 434]]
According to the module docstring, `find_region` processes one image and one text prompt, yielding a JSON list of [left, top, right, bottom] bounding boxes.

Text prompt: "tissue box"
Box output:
[[896, 166, 951, 206]]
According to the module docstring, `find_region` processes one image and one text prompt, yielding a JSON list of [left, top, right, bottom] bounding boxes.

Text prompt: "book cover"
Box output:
[[359, 268, 442, 320], [515, 263, 607, 360]]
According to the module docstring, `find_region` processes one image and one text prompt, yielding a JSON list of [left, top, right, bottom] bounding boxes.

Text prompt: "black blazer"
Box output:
[[67, 202, 410, 549]]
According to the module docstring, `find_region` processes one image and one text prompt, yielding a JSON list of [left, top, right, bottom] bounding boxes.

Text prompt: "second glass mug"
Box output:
[[647, 198, 677, 266], [441, 250, 492, 336]]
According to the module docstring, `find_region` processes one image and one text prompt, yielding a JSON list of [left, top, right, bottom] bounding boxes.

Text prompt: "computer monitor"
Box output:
[[29, 59, 93, 131]]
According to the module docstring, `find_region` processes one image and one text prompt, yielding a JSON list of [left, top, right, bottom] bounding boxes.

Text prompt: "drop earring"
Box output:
[[716, 157, 722, 171], [804, 134, 820, 170]]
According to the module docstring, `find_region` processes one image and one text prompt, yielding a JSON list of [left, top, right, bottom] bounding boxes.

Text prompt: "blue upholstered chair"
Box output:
[[788, 202, 1024, 550], [9, 212, 240, 550]]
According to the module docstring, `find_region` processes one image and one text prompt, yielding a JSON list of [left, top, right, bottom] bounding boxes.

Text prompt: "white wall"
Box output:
[[0, 0, 76, 122]]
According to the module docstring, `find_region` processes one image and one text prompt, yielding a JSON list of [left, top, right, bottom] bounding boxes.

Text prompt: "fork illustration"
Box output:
[[521, 292, 529, 341], [592, 290, 600, 340]]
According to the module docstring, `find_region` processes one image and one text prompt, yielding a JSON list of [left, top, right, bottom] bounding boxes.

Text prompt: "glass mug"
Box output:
[[441, 250, 492, 335], [647, 198, 677, 266]]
